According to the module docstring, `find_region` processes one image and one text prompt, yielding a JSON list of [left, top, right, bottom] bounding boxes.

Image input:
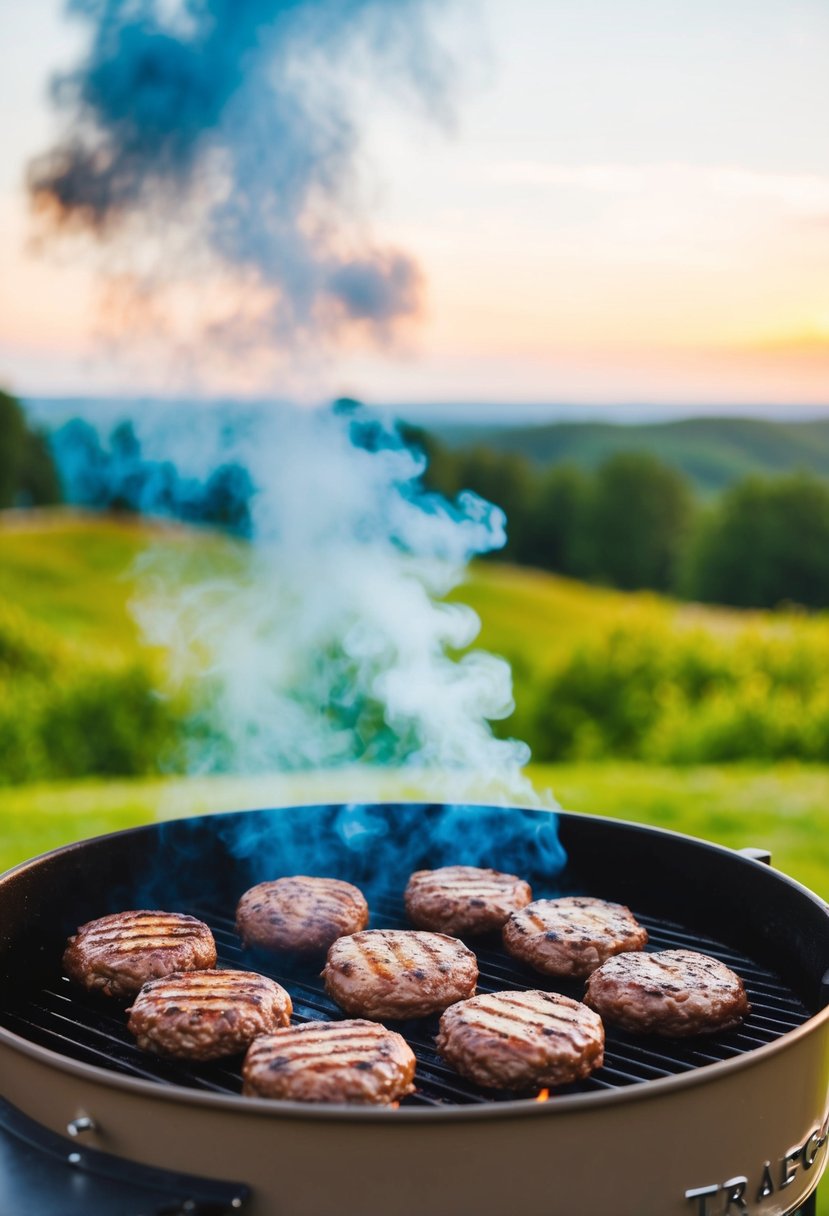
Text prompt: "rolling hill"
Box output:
[[428, 416, 829, 494]]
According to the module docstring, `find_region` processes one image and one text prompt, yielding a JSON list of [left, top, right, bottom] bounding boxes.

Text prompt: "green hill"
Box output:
[[429, 416, 829, 495]]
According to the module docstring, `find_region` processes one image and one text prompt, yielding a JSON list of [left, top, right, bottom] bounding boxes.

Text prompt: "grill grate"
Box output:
[[0, 894, 812, 1107]]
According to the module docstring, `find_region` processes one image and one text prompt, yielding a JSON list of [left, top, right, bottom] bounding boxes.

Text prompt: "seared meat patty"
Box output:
[[235, 876, 368, 953], [585, 949, 750, 1037], [242, 1019, 416, 1105], [405, 865, 532, 936], [127, 969, 292, 1060], [503, 896, 647, 978], [323, 930, 478, 1020], [63, 911, 217, 999], [437, 990, 604, 1091]]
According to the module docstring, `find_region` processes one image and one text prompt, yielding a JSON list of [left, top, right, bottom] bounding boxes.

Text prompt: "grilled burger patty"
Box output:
[[405, 865, 532, 936], [437, 990, 605, 1091], [242, 1019, 416, 1105], [503, 896, 648, 978], [127, 969, 292, 1060], [63, 911, 217, 999], [585, 949, 751, 1036], [323, 929, 478, 1020], [235, 876, 369, 952]]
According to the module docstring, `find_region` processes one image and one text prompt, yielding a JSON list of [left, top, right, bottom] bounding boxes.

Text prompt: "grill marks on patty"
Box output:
[[585, 949, 750, 1037], [242, 1019, 416, 1105], [63, 911, 217, 999], [503, 897, 648, 978], [127, 969, 292, 1060], [437, 990, 605, 1091], [235, 877, 369, 953], [405, 865, 533, 936], [323, 930, 478, 1020]]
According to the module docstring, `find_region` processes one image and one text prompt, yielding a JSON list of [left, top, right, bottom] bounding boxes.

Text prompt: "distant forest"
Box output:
[[407, 424, 829, 611], [4, 391, 829, 611], [428, 415, 829, 496]]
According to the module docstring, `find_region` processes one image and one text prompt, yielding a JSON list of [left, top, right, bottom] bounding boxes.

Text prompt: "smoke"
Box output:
[[128, 401, 550, 808], [28, 0, 456, 352]]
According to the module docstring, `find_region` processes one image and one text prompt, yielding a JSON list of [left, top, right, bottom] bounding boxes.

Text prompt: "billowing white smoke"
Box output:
[[131, 403, 547, 806]]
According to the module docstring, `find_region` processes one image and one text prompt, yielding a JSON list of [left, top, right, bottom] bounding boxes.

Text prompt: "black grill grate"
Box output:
[[0, 894, 812, 1107]]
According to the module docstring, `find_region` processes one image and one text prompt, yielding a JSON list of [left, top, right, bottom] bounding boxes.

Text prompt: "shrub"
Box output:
[[529, 620, 829, 764]]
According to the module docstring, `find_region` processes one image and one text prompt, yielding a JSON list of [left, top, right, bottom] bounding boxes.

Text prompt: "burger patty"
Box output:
[[437, 990, 605, 1091], [323, 930, 478, 1020], [405, 865, 532, 936], [236, 876, 369, 952], [127, 969, 292, 1060], [63, 910, 217, 999], [503, 896, 648, 978], [242, 1019, 416, 1105], [585, 949, 751, 1036]]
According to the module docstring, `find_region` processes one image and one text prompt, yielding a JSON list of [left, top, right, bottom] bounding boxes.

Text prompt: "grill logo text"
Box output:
[[684, 1113, 829, 1213]]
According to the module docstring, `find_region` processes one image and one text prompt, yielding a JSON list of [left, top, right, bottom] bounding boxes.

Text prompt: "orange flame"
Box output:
[[536, 1088, 550, 1103]]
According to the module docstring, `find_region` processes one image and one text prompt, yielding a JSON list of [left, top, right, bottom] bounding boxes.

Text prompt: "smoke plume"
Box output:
[[128, 401, 548, 807], [28, 0, 455, 351]]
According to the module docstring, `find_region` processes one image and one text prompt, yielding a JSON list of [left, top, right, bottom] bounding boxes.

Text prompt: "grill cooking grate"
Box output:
[[0, 894, 812, 1107]]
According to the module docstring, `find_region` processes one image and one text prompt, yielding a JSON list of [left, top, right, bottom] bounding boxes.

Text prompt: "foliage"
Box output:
[[0, 588, 182, 785], [530, 621, 829, 764], [51, 418, 254, 533], [0, 390, 60, 508], [4, 514, 829, 783], [682, 473, 829, 609], [428, 414, 829, 495], [585, 453, 694, 591]]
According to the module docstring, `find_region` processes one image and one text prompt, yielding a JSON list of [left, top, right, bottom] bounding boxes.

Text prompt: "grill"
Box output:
[[0, 898, 813, 1106], [1, 802, 828, 1216]]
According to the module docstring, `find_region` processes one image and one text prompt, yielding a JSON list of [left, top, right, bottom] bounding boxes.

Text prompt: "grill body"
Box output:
[[0, 803, 828, 1216]]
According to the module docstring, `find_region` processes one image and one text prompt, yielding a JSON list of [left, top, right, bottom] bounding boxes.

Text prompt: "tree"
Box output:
[[0, 390, 61, 508], [587, 453, 695, 591], [683, 473, 829, 609], [515, 464, 592, 575]]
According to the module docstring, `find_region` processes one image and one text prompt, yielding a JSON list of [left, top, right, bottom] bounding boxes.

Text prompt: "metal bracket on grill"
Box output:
[[738, 847, 772, 865], [0, 1096, 249, 1215], [66, 1115, 97, 1138]]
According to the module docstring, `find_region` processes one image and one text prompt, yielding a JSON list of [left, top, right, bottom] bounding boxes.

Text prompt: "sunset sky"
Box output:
[[1, 0, 828, 411]]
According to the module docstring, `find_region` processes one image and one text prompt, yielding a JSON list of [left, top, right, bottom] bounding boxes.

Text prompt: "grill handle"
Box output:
[[737, 847, 772, 865]]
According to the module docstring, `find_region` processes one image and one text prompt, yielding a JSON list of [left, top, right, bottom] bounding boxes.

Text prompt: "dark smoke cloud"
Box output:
[[28, 0, 454, 345]]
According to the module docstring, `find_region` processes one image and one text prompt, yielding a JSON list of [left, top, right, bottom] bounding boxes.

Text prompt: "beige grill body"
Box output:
[[0, 804, 827, 1216]]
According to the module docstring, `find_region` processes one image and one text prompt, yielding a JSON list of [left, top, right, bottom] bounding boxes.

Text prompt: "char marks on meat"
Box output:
[[323, 929, 478, 1020], [127, 969, 292, 1060], [242, 1019, 416, 1105], [585, 949, 750, 1036], [437, 989, 605, 1091], [236, 876, 369, 953], [63, 911, 217, 999], [503, 897, 648, 978], [405, 865, 532, 936]]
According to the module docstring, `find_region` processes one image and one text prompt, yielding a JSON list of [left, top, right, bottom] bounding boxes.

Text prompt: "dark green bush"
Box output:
[[37, 667, 182, 778]]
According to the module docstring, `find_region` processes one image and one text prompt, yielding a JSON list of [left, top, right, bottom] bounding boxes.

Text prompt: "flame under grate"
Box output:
[[0, 894, 812, 1107]]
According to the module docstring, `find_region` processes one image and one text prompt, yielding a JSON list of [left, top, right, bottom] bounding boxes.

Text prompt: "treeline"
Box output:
[[411, 430, 829, 610], [0, 391, 60, 508], [52, 418, 254, 534]]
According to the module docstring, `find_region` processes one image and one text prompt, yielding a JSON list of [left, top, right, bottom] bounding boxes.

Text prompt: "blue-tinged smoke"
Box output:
[[28, 0, 454, 343], [105, 399, 551, 805]]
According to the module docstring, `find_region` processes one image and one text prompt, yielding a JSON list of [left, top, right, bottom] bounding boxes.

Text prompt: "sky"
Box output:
[[1, 0, 828, 413]]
